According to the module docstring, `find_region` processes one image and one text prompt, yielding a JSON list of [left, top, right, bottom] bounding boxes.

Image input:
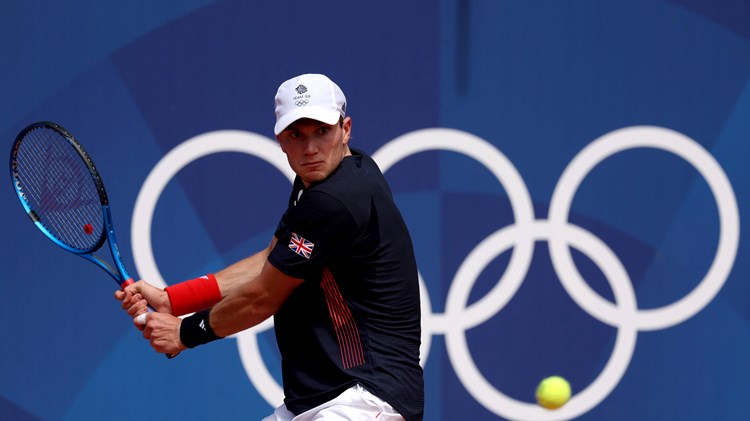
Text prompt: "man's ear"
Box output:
[[341, 117, 352, 145]]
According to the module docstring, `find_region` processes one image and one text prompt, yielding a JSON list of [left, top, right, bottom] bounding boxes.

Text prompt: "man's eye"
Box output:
[[319, 127, 330, 135]]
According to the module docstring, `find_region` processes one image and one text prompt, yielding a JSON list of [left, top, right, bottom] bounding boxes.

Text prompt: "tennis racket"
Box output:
[[10, 121, 177, 358]]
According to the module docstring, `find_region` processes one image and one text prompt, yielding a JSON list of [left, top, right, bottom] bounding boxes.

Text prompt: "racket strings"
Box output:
[[14, 127, 105, 251]]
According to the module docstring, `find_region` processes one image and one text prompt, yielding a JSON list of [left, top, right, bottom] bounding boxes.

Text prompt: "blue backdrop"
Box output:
[[2, 1, 748, 420]]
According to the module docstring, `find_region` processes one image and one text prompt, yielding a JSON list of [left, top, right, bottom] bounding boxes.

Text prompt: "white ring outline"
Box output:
[[548, 126, 740, 331]]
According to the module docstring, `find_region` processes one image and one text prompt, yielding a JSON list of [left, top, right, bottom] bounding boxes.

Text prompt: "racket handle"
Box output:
[[121, 278, 136, 288], [134, 313, 148, 325]]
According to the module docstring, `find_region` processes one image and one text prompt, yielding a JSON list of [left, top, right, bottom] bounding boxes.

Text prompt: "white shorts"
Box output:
[[262, 383, 404, 421]]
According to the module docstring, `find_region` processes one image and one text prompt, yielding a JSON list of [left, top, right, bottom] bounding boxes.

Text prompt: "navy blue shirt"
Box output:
[[268, 149, 424, 420]]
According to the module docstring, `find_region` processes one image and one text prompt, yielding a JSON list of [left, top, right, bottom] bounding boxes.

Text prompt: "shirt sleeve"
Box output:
[[269, 189, 359, 280]]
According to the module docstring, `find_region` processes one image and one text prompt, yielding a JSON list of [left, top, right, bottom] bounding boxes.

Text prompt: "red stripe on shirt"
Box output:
[[320, 268, 365, 369]]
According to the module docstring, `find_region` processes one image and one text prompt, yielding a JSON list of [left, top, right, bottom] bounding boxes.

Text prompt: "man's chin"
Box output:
[[300, 172, 326, 186]]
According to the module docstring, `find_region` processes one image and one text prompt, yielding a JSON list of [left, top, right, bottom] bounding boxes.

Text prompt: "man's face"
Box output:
[[277, 117, 352, 187]]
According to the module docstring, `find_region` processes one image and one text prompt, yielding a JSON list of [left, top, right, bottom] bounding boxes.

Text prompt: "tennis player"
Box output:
[[116, 74, 424, 420]]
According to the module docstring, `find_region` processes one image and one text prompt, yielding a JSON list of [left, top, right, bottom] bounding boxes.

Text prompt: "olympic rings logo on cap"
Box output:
[[131, 126, 739, 420]]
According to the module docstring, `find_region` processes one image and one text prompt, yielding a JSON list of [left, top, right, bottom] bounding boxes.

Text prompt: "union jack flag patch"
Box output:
[[289, 232, 314, 259]]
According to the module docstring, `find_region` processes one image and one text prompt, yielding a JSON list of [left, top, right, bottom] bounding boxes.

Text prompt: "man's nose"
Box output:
[[302, 137, 317, 153]]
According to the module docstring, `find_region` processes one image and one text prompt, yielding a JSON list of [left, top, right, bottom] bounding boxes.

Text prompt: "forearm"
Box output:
[[178, 271, 279, 348], [178, 239, 302, 347], [208, 273, 277, 337], [197, 260, 303, 340], [214, 244, 272, 298], [165, 239, 276, 316]]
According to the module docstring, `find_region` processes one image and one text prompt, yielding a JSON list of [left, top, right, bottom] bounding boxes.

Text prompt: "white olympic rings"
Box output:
[[132, 126, 739, 421]]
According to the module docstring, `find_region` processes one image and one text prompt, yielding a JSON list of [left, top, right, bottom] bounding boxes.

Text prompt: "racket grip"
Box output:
[[134, 313, 148, 325]]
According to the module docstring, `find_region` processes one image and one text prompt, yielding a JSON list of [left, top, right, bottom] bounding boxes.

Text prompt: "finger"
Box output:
[[151, 338, 175, 355], [133, 307, 148, 331], [132, 319, 146, 332], [138, 315, 153, 339], [114, 290, 125, 301], [127, 304, 145, 317], [124, 300, 139, 315], [120, 289, 134, 306], [122, 282, 141, 295]]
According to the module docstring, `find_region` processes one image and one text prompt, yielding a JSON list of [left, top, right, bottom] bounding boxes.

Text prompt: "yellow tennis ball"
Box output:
[[536, 376, 571, 410]]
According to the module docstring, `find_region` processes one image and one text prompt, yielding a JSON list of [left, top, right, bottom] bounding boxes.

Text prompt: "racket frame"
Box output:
[[11, 123, 180, 357], [10, 121, 132, 286]]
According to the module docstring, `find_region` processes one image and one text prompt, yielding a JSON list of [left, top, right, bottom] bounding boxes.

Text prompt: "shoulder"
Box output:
[[305, 149, 382, 221]]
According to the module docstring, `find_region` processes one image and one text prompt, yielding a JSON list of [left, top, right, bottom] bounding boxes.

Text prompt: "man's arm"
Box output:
[[213, 238, 275, 298], [210, 257, 303, 337], [131, 237, 304, 354], [116, 238, 277, 316]]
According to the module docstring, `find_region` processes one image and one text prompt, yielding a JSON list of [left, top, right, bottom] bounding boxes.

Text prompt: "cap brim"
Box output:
[[274, 107, 341, 135]]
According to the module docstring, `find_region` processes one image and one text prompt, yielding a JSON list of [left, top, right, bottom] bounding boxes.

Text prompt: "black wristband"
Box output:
[[180, 309, 223, 348]]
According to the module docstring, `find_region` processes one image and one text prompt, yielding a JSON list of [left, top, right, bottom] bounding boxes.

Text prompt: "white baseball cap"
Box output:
[[274, 74, 347, 135]]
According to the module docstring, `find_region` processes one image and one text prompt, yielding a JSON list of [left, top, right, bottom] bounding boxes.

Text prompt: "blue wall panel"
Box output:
[[1, 1, 748, 419]]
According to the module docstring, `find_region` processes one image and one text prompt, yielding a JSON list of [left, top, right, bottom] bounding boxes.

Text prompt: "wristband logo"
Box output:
[[131, 126, 739, 420]]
